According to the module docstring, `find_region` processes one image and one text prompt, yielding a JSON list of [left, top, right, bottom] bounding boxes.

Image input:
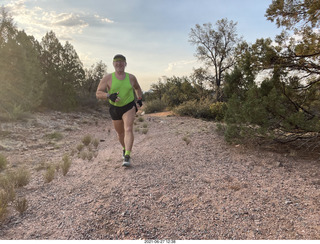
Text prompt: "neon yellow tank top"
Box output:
[[109, 72, 134, 107]]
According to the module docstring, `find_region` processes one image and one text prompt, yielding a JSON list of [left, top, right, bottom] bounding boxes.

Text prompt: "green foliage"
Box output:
[[189, 19, 240, 101], [81, 61, 107, 107], [209, 102, 226, 122], [1, 7, 109, 113], [40, 31, 83, 111], [224, 72, 320, 143], [144, 99, 167, 114], [224, 0, 320, 146], [147, 76, 198, 108], [161, 77, 198, 108], [266, 0, 320, 29], [174, 99, 225, 121], [0, 16, 44, 116]]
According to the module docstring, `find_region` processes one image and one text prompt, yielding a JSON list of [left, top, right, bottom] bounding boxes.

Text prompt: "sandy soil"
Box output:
[[0, 110, 319, 240]]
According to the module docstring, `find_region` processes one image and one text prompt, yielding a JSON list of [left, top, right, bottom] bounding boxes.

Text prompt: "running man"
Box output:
[[96, 54, 143, 167]]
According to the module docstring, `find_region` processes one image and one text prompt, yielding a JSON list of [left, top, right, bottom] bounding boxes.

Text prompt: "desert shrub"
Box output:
[[9, 104, 31, 121], [144, 99, 167, 114], [0, 198, 7, 221], [92, 138, 99, 148], [76, 143, 84, 152], [14, 197, 28, 215], [87, 152, 94, 161], [223, 124, 243, 144], [138, 116, 144, 122], [0, 154, 7, 171], [174, 100, 197, 117], [209, 102, 226, 121], [174, 98, 218, 120], [61, 154, 72, 176], [44, 165, 55, 183], [0, 176, 16, 204], [80, 151, 88, 160], [8, 167, 31, 188], [82, 135, 92, 146], [182, 136, 191, 145], [34, 162, 49, 171], [45, 132, 63, 141]]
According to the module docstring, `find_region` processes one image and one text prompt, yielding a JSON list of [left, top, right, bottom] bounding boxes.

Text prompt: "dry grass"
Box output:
[[76, 143, 84, 152], [44, 164, 55, 183], [45, 131, 63, 141], [8, 167, 31, 188], [183, 135, 191, 145], [0, 198, 8, 221], [0, 176, 16, 204], [0, 153, 7, 171], [82, 135, 92, 146], [0, 165, 30, 221], [61, 154, 72, 176], [14, 197, 28, 215], [92, 138, 99, 148]]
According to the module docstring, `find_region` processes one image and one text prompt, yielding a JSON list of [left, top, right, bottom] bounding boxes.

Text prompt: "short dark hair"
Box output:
[[113, 54, 126, 62]]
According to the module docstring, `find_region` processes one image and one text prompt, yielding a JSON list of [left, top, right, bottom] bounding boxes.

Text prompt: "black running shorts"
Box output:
[[109, 100, 137, 120]]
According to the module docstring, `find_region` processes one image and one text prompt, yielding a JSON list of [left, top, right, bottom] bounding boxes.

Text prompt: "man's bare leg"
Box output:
[[112, 119, 125, 149], [122, 106, 136, 152]]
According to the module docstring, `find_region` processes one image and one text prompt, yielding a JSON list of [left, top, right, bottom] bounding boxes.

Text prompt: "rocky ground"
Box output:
[[0, 109, 319, 240]]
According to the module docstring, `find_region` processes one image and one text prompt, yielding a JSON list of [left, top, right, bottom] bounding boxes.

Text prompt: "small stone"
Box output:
[[285, 200, 293, 205]]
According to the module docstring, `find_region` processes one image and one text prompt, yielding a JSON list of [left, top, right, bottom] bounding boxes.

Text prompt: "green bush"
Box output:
[[174, 100, 197, 117], [144, 99, 167, 114], [209, 102, 226, 121], [174, 99, 225, 120]]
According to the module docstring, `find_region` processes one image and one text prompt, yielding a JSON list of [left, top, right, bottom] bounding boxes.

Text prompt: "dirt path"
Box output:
[[0, 111, 319, 240]]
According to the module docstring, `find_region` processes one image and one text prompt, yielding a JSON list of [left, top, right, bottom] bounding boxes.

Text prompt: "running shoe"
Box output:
[[122, 155, 131, 167]]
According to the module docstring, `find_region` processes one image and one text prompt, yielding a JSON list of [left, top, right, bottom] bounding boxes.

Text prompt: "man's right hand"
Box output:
[[108, 92, 118, 102]]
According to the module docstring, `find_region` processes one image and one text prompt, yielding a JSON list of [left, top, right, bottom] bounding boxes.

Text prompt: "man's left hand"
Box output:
[[137, 99, 143, 107]]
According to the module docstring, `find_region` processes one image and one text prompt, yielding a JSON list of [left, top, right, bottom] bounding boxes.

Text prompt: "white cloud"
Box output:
[[53, 13, 88, 27], [4, 0, 113, 41], [94, 14, 114, 24], [165, 59, 197, 72]]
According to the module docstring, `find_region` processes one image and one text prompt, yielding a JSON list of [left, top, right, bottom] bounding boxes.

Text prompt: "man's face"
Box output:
[[113, 60, 126, 72]]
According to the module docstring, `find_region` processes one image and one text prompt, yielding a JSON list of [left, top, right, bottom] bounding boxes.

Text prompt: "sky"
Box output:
[[2, 0, 281, 91]]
